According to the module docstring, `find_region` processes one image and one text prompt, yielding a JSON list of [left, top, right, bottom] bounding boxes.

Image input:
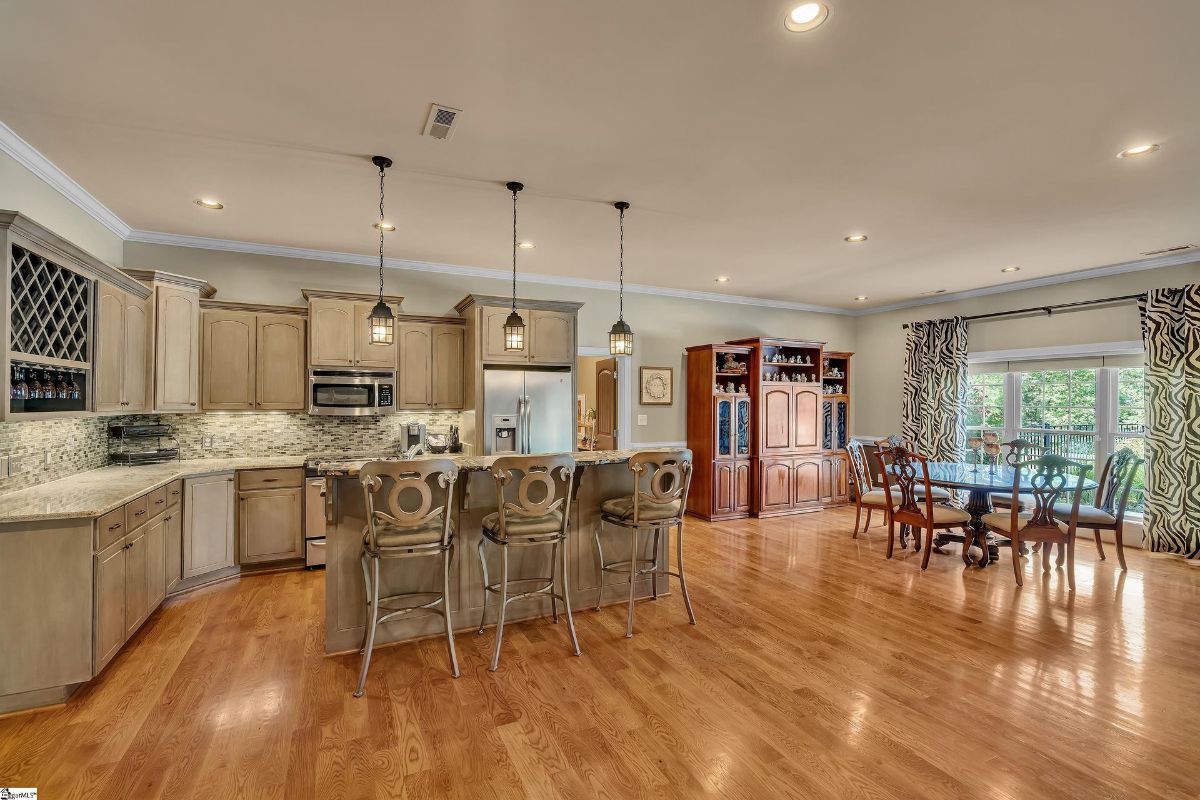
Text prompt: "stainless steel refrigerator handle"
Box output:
[[523, 394, 532, 453]]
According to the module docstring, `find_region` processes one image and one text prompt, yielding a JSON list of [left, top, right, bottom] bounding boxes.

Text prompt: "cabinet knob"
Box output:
[[189, 402, 197, 406]]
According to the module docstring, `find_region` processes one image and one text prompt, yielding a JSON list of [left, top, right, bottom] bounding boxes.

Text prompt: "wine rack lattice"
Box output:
[[9, 244, 91, 363]]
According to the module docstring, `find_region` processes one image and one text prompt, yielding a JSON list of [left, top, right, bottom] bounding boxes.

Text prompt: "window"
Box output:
[[960, 364, 1147, 515]]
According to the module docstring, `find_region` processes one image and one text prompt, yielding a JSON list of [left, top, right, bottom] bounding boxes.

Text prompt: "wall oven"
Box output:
[[308, 369, 396, 416]]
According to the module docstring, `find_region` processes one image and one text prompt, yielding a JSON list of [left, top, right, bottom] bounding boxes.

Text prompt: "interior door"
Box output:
[[595, 358, 618, 450]]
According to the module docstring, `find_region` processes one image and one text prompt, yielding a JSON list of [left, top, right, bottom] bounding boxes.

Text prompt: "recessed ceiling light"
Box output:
[[715, 276, 730, 283], [844, 234, 868, 243], [373, 222, 396, 232], [853, 295, 868, 301], [517, 241, 535, 249], [1117, 143, 1159, 159], [785, 2, 830, 32], [194, 198, 223, 210], [1001, 266, 1021, 273]]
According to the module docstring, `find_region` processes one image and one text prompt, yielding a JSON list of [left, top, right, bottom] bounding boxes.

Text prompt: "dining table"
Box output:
[[912, 461, 1099, 567]]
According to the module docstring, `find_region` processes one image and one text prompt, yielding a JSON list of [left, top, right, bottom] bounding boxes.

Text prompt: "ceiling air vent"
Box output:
[[423, 104, 462, 140], [1140, 244, 1197, 256]]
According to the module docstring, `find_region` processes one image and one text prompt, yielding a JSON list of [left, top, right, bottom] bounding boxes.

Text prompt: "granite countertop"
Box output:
[[0, 450, 643, 524], [0, 456, 306, 524]]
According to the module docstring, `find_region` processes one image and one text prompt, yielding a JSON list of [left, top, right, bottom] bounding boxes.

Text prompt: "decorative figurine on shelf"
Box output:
[[726, 381, 737, 393], [715, 382, 722, 393], [738, 383, 747, 394], [720, 353, 743, 374]]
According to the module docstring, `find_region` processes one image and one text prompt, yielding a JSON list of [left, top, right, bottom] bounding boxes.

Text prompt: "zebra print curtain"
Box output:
[[1139, 285, 1200, 559], [900, 317, 968, 461]]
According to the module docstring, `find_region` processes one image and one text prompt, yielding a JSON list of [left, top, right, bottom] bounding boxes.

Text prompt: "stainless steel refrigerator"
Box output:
[[483, 366, 574, 455]]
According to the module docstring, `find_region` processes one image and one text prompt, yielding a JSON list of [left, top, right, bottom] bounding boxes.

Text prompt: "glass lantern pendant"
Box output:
[[503, 181, 526, 351], [609, 201, 634, 356], [368, 155, 395, 345]]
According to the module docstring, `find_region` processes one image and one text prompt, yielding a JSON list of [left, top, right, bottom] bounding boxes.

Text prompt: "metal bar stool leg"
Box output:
[[476, 537, 490, 635], [560, 534, 582, 656], [359, 552, 372, 654], [489, 544, 509, 672], [354, 556, 381, 697], [626, 526, 638, 638], [594, 523, 607, 611], [676, 521, 697, 625], [651, 527, 661, 600], [549, 540, 560, 624], [442, 545, 460, 678]]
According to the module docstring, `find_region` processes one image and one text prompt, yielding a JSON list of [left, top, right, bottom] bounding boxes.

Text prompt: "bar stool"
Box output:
[[354, 459, 460, 698], [595, 449, 696, 638], [477, 454, 581, 672]]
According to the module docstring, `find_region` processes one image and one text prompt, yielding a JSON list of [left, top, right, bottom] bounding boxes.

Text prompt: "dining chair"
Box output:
[[876, 444, 971, 569], [1052, 447, 1144, 570], [874, 435, 952, 503], [982, 454, 1090, 591], [846, 439, 897, 537], [991, 439, 1043, 512]]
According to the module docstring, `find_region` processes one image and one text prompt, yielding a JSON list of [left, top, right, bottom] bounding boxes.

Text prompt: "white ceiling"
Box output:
[[1, 0, 1197, 309]]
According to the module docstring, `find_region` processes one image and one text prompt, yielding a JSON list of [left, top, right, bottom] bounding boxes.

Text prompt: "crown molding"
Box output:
[[0, 120, 131, 240], [124, 228, 854, 315], [854, 249, 1200, 317]]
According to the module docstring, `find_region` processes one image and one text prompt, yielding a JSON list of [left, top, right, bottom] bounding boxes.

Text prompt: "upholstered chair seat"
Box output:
[[600, 496, 682, 522], [482, 510, 564, 538]]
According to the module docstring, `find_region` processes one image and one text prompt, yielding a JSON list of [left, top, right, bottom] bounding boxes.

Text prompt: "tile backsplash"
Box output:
[[0, 411, 462, 495]]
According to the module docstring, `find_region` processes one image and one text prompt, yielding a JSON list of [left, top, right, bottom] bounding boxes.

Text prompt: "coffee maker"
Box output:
[[401, 420, 427, 455]]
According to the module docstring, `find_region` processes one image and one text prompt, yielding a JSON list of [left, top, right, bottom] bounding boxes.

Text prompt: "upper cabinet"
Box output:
[[398, 320, 464, 409], [200, 303, 307, 411], [303, 290, 403, 369], [95, 283, 149, 413], [457, 296, 581, 367]]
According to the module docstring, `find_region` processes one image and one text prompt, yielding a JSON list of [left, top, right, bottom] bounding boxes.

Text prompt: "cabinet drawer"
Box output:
[[96, 507, 128, 551], [125, 494, 150, 530], [166, 479, 184, 509], [238, 467, 303, 491], [147, 486, 169, 516]]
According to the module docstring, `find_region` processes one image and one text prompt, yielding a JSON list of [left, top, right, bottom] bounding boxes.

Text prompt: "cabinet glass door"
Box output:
[[735, 397, 751, 457], [715, 396, 733, 457]]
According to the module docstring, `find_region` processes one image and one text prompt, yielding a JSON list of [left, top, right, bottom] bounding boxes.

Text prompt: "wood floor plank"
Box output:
[[2, 507, 1199, 799]]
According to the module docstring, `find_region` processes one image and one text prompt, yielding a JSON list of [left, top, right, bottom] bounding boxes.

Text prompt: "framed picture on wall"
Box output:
[[639, 367, 673, 405]]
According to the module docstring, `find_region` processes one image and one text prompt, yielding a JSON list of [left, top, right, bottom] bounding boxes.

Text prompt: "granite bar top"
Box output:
[[0, 456, 306, 524], [0, 450, 642, 524]]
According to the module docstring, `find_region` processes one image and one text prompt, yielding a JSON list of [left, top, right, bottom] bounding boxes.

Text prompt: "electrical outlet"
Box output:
[[43, 449, 53, 468], [637, 414, 648, 426], [8, 454, 27, 476]]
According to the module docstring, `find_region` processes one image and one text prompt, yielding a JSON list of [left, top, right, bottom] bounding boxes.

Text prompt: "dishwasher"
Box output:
[[304, 476, 328, 568]]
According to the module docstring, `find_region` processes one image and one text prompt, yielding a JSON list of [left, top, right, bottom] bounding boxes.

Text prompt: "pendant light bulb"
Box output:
[[368, 155, 395, 345], [609, 201, 634, 356], [503, 181, 526, 351]]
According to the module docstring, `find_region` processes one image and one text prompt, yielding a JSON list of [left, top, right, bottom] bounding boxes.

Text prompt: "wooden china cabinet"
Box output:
[[819, 351, 853, 506], [684, 344, 754, 520]]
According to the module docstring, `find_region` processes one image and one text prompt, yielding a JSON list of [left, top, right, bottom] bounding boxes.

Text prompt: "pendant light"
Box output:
[[503, 181, 526, 351], [608, 201, 634, 355], [368, 155, 395, 345]]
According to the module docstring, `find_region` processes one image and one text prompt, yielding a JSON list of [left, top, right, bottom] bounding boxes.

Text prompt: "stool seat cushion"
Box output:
[[600, 496, 683, 522], [921, 505, 971, 525], [992, 493, 1035, 510], [1052, 504, 1116, 526], [859, 488, 899, 508], [482, 510, 564, 537], [369, 520, 445, 548], [982, 511, 1069, 533], [915, 485, 952, 501]]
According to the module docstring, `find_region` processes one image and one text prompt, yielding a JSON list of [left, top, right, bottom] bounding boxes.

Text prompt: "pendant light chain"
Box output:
[[378, 160, 386, 301], [511, 185, 518, 312], [609, 200, 634, 356], [367, 155, 395, 345], [618, 203, 625, 322]]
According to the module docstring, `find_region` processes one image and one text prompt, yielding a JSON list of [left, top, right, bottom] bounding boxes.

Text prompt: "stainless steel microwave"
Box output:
[[308, 369, 396, 416]]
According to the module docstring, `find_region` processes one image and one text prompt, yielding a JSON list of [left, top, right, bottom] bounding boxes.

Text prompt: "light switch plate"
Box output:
[[637, 414, 648, 426]]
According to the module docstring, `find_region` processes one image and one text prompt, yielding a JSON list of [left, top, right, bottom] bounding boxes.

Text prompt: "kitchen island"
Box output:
[[318, 449, 669, 654]]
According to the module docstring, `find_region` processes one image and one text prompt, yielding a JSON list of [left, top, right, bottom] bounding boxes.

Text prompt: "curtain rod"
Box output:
[[901, 293, 1143, 329]]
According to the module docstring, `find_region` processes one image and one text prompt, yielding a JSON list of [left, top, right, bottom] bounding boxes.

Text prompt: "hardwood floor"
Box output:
[[2, 507, 1198, 799]]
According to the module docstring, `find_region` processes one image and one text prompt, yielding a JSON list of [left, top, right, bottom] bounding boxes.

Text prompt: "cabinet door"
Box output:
[[183, 473, 235, 579], [819, 457, 834, 504], [155, 285, 201, 411], [833, 455, 850, 503], [529, 310, 574, 364], [432, 324, 465, 408], [123, 292, 150, 411], [95, 283, 125, 412], [257, 314, 307, 410], [94, 537, 127, 673], [398, 323, 433, 408], [239, 487, 304, 563], [201, 310, 256, 410], [145, 513, 166, 611], [713, 461, 735, 515], [354, 301, 398, 368], [309, 298, 355, 366], [760, 387, 794, 454], [124, 529, 149, 637], [792, 386, 821, 452], [164, 509, 183, 594], [735, 397, 752, 458], [793, 458, 822, 509], [759, 458, 793, 512], [734, 461, 752, 513], [481, 305, 528, 363], [714, 396, 734, 459]]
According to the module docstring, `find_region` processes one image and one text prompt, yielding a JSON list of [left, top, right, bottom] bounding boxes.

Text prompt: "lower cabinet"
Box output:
[[124, 527, 149, 637], [183, 472, 236, 579], [819, 454, 851, 506], [164, 508, 183, 593], [237, 468, 304, 564], [756, 456, 824, 516], [711, 460, 753, 518], [94, 537, 128, 674]]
